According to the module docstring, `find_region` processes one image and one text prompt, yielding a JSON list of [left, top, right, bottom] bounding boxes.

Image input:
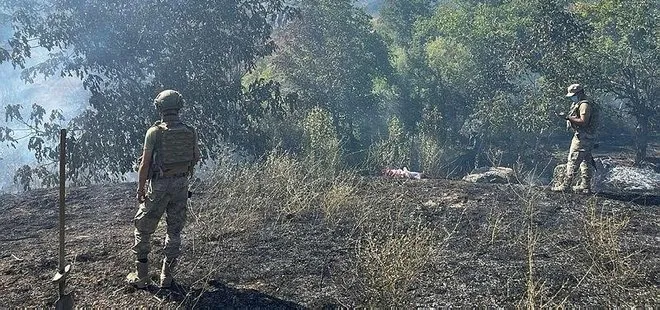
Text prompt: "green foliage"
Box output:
[[370, 116, 411, 169], [416, 131, 446, 177], [271, 0, 392, 161], [1, 0, 656, 188], [302, 107, 341, 172], [511, 0, 591, 84], [422, 1, 514, 102], [377, 0, 435, 47], [573, 0, 659, 160], [1, 103, 65, 188], [13, 165, 32, 191], [2, 0, 294, 186]]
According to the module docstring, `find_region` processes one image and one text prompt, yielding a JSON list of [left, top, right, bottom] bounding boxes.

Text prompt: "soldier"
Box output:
[[126, 89, 200, 289], [552, 84, 597, 194]]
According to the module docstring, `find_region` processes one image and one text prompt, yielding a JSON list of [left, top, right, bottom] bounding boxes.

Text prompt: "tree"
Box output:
[[405, 0, 590, 169], [378, 0, 436, 47], [373, 0, 439, 139], [413, 0, 522, 167], [270, 0, 392, 163], [1, 0, 293, 186], [0, 0, 45, 69], [574, 0, 659, 163]]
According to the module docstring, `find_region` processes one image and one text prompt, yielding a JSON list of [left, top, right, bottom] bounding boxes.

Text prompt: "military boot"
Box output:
[[572, 177, 592, 194], [159, 258, 177, 288], [551, 176, 572, 192], [126, 261, 150, 289], [551, 183, 569, 192], [572, 184, 591, 194]]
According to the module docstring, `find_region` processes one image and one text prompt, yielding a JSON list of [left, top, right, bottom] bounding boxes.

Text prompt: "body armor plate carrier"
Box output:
[[152, 122, 196, 178]]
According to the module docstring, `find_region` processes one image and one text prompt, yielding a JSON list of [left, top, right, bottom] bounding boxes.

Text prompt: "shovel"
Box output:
[[52, 129, 73, 309]]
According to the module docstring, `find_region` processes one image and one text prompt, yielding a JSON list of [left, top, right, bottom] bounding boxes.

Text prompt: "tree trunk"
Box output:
[[634, 116, 649, 165]]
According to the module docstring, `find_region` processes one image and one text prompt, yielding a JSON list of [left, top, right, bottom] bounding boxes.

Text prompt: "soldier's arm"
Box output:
[[137, 127, 157, 202], [137, 149, 152, 195]]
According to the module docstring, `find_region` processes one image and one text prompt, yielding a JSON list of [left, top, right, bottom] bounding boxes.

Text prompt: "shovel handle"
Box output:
[[58, 129, 66, 295]]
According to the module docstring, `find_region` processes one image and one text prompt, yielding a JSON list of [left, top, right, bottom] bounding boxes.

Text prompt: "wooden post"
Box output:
[[58, 129, 66, 296]]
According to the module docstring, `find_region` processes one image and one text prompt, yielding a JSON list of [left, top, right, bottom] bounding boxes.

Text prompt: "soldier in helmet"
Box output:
[[126, 89, 201, 289], [552, 83, 597, 194]]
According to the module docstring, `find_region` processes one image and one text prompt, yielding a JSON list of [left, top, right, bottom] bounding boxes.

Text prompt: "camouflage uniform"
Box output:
[[554, 84, 596, 193], [127, 90, 199, 289], [132, 116, 196, 262], [132, 176, 189, 261], [565, 107, 595, 191]]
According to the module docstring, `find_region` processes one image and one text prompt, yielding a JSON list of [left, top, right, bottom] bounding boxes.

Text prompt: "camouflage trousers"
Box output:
[[132, 177, 188, 261], [564, 134, 594, 187]]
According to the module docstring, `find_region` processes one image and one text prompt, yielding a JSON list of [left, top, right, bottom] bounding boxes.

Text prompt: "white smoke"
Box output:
[[0, 24, 89, 192]]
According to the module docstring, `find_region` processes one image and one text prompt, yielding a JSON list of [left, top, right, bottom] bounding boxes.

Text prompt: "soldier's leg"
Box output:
[[163, 181, 188, 260], [572, 137, 594, 193], [553, 136, 580, 191], [132, 192, 168, 260], [577, 151, 594, 193], [128, 189, 169, 288], [161, 178, 189, 287], [564, 136, 581, 184]]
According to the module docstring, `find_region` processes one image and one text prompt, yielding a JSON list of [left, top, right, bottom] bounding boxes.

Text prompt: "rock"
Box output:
[[463, 167, 515, 184]]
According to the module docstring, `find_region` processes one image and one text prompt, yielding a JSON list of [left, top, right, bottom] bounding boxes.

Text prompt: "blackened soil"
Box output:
[[0, 179, 658, 308]]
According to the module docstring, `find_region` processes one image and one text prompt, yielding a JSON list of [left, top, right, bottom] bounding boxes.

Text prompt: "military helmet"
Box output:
[[153, 89, 183, 112], [565, 84, 584, 97]]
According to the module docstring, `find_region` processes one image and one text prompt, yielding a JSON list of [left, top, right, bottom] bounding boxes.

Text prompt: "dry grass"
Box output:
[[580, 197, 641, 299], [582, 198, 630, 274], [486, 207, 507, 245], [190, 151, 440, 307], [348, 218, 435, 307], [196, 151, 357, 235], [152, 150, 653, 308], [515, 186, 545, 309], [1, 161, 656, 308], [321, 180, 357, 227], [513, 185, 568, 309], [508, 186, 645, 309]]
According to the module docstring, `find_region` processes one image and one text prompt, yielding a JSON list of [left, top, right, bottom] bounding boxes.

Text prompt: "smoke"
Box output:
[[0, 24, 89, 192]]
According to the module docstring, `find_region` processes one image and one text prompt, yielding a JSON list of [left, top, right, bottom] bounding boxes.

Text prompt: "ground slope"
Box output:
[[0, 179, 658, 308]]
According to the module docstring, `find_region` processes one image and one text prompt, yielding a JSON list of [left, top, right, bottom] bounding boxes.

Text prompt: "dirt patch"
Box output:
[[0, 178, 658, 308]]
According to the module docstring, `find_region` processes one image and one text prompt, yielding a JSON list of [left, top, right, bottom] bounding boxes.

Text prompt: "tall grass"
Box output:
[[580, 197, 640, 301], [352, 221, 434, 307], [184, 145, 440, 307]]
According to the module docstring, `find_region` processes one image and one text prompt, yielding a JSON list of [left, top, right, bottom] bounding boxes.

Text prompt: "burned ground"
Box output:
[[0, 177, 658, 308]]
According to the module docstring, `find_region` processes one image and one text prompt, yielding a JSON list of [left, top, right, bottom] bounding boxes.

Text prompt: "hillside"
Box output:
[[0, 177, 658, 308]]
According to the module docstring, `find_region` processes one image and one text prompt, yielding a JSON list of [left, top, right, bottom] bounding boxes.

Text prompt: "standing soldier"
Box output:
[[552, 83, 597, 194], [127, 89, 200, 289]]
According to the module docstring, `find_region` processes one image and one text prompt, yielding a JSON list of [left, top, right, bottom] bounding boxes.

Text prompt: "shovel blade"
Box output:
[[55, 294, 74, 310]]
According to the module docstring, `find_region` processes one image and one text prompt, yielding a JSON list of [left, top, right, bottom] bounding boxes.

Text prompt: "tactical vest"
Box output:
[[151, 121, 196, 177], [570, 99, 599, 137]]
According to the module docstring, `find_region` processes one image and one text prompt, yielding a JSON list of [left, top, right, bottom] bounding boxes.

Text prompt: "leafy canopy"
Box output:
[[270, 0, 392, 161], [1, 0, 294, 186]]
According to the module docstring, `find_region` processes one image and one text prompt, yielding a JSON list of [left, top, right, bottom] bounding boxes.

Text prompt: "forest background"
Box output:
[[0, 0, 657, 190]]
